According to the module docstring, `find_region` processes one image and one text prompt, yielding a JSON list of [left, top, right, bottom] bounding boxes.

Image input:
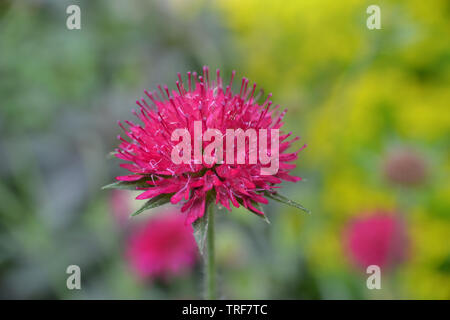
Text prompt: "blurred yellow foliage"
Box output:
[[217, 0, 450, 299]]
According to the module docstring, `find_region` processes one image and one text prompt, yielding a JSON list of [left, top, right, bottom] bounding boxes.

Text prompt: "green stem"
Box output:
[[205, 205, 216, 299]]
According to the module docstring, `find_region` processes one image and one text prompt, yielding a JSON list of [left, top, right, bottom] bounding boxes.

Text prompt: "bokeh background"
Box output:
[[0, 0, 449, 299]]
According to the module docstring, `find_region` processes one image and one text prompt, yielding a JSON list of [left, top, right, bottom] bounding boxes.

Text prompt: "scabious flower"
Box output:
[[127, 211, 197, 279], [114, 67, 304, 224], [343, 211, 409, 271], [383, 149, 427, 187]]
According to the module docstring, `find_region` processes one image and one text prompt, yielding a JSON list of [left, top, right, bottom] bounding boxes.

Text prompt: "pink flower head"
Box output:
[[115, 67, 304, 224], [126, 211, 197, 279], [344, 211, 409, 271]]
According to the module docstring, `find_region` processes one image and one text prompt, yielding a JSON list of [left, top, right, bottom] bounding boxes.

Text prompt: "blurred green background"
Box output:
[[0, 0, 449, 299]]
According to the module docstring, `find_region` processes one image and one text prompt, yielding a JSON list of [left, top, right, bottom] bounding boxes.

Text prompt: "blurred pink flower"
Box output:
[[344, 211, 409, 271], [383, 149, 427, 186], [109, 189, 132, 226], [126, 211, 197, 279]]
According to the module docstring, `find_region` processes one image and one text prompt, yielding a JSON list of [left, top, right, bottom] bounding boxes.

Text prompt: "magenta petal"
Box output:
[[185, 196, 206, 225], [116, 175, 143, 181]]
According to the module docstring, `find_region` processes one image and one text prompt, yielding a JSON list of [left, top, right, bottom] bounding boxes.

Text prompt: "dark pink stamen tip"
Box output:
[[239, 78, 247, 96], [230, 70, 236, 85], [203, 66, 210, 85], [249, 83, 257, 97], [187, 72, 192, 91], [157, 85, 165, 98]]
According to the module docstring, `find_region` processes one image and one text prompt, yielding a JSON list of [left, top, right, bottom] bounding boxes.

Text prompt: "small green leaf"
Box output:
[[131, 193, 173, 217], [193, 210, 209, 255], [250, 201, 271, 224], [264, 191, 311, 214], [101, 178, 151, 190]]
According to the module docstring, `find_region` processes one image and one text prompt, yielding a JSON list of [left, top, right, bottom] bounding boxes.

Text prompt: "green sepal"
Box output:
[[237, 198, 270, 224], [193, 211, 209, 256], [131, 193, 173, 217], [193, 193, 215, 255], [264, 191, 311, 214], [101, 177, 151, 190]]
